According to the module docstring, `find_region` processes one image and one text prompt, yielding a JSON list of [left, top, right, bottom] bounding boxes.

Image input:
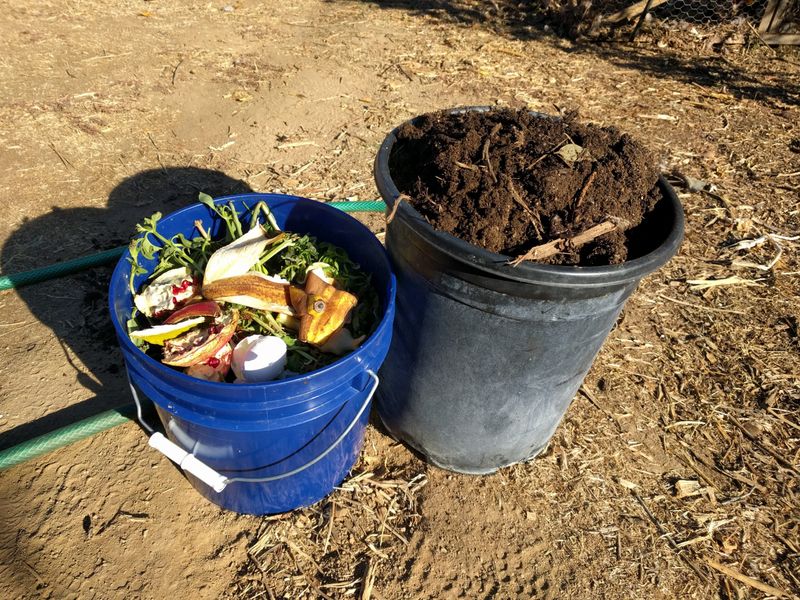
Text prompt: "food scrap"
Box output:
[[127, 194, 379, 381]]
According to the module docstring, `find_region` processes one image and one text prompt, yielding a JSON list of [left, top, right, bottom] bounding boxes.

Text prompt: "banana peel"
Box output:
[[295, 272, 358, 346], [202, 271, 305, 316], [202, 270, 358, 348]]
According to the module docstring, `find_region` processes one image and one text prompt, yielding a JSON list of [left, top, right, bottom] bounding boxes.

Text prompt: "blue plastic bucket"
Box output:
[[108, 193, 396, 515]]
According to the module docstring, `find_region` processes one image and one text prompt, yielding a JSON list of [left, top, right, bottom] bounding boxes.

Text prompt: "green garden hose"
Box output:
[[0, 199, 387, 470], [0, 247, 127, 292], [0, 200, 386, 292], [328, 200, 386, 212], [0, 406, 136, 470]]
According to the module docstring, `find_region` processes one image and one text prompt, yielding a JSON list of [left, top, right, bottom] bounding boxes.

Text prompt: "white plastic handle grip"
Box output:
[[148, 432, 228, 493]]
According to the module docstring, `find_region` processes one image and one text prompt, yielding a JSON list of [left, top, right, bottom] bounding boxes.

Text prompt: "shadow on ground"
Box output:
[[0, 168, 251, 451], [348, 0, 799, 106], [566, 41, 800, 106]]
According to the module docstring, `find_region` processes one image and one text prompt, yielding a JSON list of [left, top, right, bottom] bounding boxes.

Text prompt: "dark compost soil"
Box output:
[[388, 108, 663, 265]]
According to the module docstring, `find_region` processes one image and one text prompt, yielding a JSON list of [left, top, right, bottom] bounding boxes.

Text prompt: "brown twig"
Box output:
[[530, 136, 569, 167], [48, 142, 74, 169], [482, 123, 502, 184], [171, 57, 184, 85], [745, 19, 778, 55], [575, 170, 597, 209], [397, 63, 414, 81], [360, 558, 377, 600], [146, 131, 167, 173], [727, 414, 800, 476], [632, 492, 709, 583], [706, 558, 787, 597], [386, 194, 409, 225], [508, 179, 543, 237], [675, 449, 719, 490], [656, 294, 747, 316], [604, 0, 669, 23], [508, 220, 617, 266], [322, 501, 335, 554], [681, 443, 767, 493], [579, 385, 623, 433]]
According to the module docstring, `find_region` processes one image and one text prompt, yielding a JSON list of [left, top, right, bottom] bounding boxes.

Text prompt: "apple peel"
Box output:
[[163, 300, 221, 324]]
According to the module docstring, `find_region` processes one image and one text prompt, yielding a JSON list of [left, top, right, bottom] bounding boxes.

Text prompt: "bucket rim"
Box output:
[[374, 106, 685, 288], [109, 192, 396, 391]]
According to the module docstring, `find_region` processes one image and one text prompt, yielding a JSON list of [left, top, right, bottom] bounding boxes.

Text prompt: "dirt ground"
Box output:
[[1, 1, 799, 599]]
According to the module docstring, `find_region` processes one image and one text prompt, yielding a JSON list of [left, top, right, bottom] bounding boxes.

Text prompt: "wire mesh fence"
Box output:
[[527, 0, 800, 43], [410, 1, 799, 43], [600, 0, 770, 26]]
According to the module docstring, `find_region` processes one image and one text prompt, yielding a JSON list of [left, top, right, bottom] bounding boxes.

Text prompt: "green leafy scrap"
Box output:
[[127, 192, 380, 376]]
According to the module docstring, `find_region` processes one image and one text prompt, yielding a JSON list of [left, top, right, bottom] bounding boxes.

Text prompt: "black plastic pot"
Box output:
[[373, 109, 684, 474]]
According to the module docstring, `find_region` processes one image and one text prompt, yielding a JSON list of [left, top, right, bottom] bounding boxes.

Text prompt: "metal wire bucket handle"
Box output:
[[130, 370, 379, 493]]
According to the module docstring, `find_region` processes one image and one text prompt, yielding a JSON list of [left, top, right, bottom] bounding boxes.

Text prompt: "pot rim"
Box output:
[[374, 106, 685, 288]]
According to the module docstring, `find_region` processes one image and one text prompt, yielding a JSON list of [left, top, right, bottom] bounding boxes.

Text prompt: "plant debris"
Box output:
[[127, 194, 379, 380], [233, 461, 428, 600]]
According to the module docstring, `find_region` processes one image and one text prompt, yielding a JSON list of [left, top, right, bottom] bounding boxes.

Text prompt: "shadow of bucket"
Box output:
[[108, 194, 396, 515]]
